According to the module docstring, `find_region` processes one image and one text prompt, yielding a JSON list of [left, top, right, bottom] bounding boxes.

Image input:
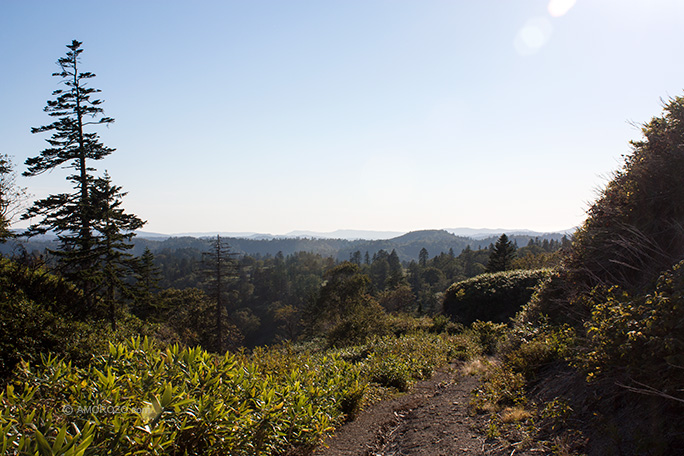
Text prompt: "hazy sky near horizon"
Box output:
[[2, 1, 684, 235]]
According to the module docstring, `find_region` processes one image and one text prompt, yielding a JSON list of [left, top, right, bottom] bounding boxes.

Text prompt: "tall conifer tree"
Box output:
[[22, 40, 140, 311], [202, 235, 239, 352], [90, 173, 145, 328], [486, 234, 517, 272], [387, 249, 404, 287], [132, 247, 162, 318], [419, 248, 429, 267]]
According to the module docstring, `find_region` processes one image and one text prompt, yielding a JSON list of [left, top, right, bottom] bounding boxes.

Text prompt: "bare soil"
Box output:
[[312, 363, 488, 456]]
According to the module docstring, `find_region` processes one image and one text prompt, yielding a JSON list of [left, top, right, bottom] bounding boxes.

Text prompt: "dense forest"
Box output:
[[2, 40, 684, 455], [2, 229, 566, 348], [1, 228, 569, 263]]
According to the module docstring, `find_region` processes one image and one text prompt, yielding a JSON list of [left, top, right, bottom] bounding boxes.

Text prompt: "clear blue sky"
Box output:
[[2, 1, 684, 235]]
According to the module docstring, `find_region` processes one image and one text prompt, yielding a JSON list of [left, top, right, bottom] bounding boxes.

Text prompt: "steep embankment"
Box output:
[[489, 95, 684, 454]]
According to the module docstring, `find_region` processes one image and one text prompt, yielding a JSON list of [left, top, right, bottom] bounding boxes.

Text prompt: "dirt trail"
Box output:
[[313, 363, 487, 456]]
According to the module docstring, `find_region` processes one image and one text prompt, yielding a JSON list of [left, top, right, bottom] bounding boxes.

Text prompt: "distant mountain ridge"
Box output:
[[445, 227, 576, 240], [282, 229, 404, 240], [137, 229, 404, 241], [131, 228, 572, 263], [5, 228, 575, 262], [135, 227, 575, 241]]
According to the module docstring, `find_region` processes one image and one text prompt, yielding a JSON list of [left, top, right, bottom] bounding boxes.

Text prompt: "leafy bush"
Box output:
[[1, 337, 361, 455], [448, 333, 484, 361], [0, 258, 147, 378], [443, 269, 551, 325], [512, 270, 578, 328], [384, 313, 434, 336], [472, 363, 527, 412], [501, 323, 575, 381], [368, 356, 413, 391], [326, 298, 389, 347], [0, 257, 83, 316], [430, 314, 464, 335], [468, 320, 507, 355], [1, 332, 466, 455], [362, 334, 458, 391], [581, 260, 684, 399]]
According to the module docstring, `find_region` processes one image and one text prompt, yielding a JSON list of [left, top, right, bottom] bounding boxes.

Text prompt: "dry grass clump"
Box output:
[[460, 356, 492, 376], [500, 406, 532, 423]]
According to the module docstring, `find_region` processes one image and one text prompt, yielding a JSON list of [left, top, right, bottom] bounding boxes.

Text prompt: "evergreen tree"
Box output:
[[486, 234, 516, 272], [202, 235, 239, 352], [387, 249, 404, 287], [304, 261, 385, 345], [22, 40, 120, 307], [406, 260, 422, 288], [419, 247, 429, 267], [0, 154, 27, 242], [90, 173, 145, 329], [370, 249, 390, 291], [132, 247, 162, 317], [461, 245, 475, 276]]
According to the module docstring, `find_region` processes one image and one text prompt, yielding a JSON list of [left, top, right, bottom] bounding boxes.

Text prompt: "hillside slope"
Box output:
[[496, 95, 684, 455]]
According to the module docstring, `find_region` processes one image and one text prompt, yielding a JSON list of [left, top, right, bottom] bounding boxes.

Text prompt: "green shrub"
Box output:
[[384, 314, 434, 336], [368, 356, 413, 391], [502, 324, 575, 381], [0, 257, 83, 316], [1, 337, 362, 455], [430, 314, 464, 335], [1, 332, 463, 455], [468, 320, 507, 355], [363, 335, 450, 391], [443, 269, 551, 325], [582, 260, 684, 397], [336, 333, 468, 393], [0, 260, 148, 379], [326, 299, 389, 347], [447, 332, 484, 360], [472, 363, 527, 412]]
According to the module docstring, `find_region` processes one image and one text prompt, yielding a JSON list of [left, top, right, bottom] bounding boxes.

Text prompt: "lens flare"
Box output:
[[514, 17, 553, 56], [548, 0, 576, 17]]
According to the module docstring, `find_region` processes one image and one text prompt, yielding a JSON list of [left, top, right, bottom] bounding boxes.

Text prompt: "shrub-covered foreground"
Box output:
[[1, 332, 467, 456]]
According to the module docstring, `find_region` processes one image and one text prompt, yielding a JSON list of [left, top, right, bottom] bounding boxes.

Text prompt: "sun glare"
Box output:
[[548, 0, 577, 17], [514, 17, 553, 56]]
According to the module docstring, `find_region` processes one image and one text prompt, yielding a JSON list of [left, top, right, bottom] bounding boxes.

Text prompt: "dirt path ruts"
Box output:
[[313, 363, 486, 456]]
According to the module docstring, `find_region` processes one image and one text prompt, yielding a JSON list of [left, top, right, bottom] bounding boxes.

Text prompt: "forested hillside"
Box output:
[[2, 229, 569, 263]]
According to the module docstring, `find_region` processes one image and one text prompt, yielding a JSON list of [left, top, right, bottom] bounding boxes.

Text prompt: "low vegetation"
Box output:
[[1, 332, 477, 456]]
